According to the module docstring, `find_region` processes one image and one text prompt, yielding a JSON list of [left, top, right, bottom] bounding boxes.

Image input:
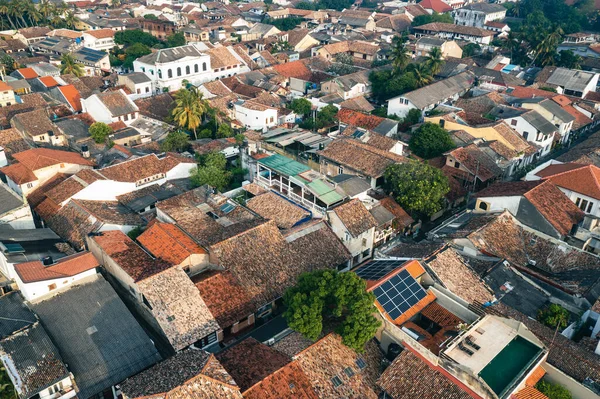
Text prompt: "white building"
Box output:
[[82, 29, 116, 51], [0, 81, 16, 107], [234, 100, 278, 131], [134, 44, 212, 92], [13, 252, 99, 302], [542, 67, 600, 99], [81, 89, 140, 125], [327, 198, 377, 268], [503, 110, 556, 156], [0, 182, 34, 229], [117, 73, 153, 99], [452, 3, 507, 28]]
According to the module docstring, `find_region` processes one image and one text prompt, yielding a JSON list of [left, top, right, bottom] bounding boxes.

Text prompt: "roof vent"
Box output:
[[42, 256, 54, 266], [86, 326, 98, 335]]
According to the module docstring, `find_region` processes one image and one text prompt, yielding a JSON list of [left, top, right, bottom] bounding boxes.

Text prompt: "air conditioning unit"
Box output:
[[266, 338, 275, 346], [528, 259, 537, 266]]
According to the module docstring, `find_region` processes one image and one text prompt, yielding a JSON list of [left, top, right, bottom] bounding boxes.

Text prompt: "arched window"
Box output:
[[186, 65, 190, 74], [167, 69, 172, 78], [194, 64, 199, 73], [202, 62, 207, 71], [158, 70, 162, 78], [177, 67, 181, 77]]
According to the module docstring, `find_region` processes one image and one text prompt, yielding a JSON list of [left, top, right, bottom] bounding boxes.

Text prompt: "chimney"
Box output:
[[42, 256, 54, 266], [81, 144, 90, 158]]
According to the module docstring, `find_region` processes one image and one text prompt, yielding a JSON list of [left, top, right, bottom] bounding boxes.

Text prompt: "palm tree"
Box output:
[[60, 53, 85, 77], [111, 0, 121, 8], [0, 1, 16, 30], [532, 24, 564, 67], [172, 87, 208, 140], [511, 1, 522, 17], [38, 0, 52, 20], [410, 63, 433, 88], [64, 10, 78, 29], [391, 37, 411, 75], [425, 47, 444, 76]]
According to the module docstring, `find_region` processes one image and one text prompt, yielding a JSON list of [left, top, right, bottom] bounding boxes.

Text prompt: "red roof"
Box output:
[[337, 108, 385, 130], [39, 76, 59, 88], [1, 162, 37, 184], [14, 252, 99, 283], [13, 148, 95, 170], [84, 28, 115, 39], [58, 85, 82, 112], [0, 81, 12, 91], [538, 163, 600, 200], [273, 60, 312, 80], [137, 222, 206, 265], [17, 68, 38, 79], [509, 86, 556, 99], [418, 0, 453, 13]]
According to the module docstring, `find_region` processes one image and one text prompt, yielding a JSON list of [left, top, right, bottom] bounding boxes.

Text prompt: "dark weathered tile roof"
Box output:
[[32, 275, 162, 399], [246, 191, 310, 229], [244, 360, 318, 399], [0, 322, 69, 399], [294, 334, 382, 399], [96, 90, 138, 117], [216, 338, 291, 392], [0, 128, 31, 162], [98, 153, 194, 182], [332, 198, 378, 237], [0, 292, 36, 340], [447, 143, 503, 182], [378, 350, 471, 399], [134, 93, 174, 121]]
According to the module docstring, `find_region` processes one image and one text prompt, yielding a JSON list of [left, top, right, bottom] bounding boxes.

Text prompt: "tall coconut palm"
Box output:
[[0, 1, 16, 30], [391, 37, 411, 75], [410, 63, 433, 88], [38, 0, 52, 20], [60, 53, 85, 77], [111, 0, 121, 8], [64, 10, 78, 29], [425, 47, 444, 76], [532, 24, 564, 67], [172, 87, 208, 140]]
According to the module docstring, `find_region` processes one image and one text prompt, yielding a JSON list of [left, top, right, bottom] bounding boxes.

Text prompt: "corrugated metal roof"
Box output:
[[259, 154, 311, 177]]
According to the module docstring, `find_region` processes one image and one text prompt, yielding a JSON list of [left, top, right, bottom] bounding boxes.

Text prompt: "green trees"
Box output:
[[462, 43, 481, 58], [425, 47, 444, 76], [300, 104, 338, 130], [190, 152, 232, 191], [283, 270, 381, 352], [166, 32, 186, 48], [161, 130, 190, 152], [384, 162, 450, 216], [391, 37, 410, 74], [536, 381, 573, 399], [121, 43, 152, 69], [263, 16, 303, 31], [409, 122, 455, 159], [115, 29, 159, 47], [412, 12, 453, 27], [327, 53, 355, 75], [172, 87, 208, 140], [60, 53, 85, 77], [290, 98, 313, 117], [89, 122, 112, 144], [557, 50, 582, 69], [537, 304, 570, 330]]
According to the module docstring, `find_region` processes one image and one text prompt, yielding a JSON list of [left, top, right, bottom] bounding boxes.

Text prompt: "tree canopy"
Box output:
[[290, 98, 313, 116], [264, 16, 303, 31], [283, 270, 381, 352], [60, 53, 85, 77], [115, 29, 160, 47], [166, 32, 186, 48], [409, 122, 455, 159], [172, 87, 209, 140], [536, 381, 573, 399], [537, 304, 570, 330], [412, 12, 453, 27], [300, 104, 338, 130], [89, 122, 113, 144], [161, 130, 190, 152], [384, 162, 450, 216], [190, 152, 232, 191]]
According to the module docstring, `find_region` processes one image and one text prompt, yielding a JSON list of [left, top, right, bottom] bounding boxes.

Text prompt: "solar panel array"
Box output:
[[355, 259, 406, 281], [77, 47, 106, 62], [373, 269, 427, 321]]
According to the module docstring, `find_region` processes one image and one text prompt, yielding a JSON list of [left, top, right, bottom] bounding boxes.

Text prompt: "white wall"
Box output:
[[506, 116, 553, 156], [17, 268, 98, 302], [81, 95, 113, 123], [476, 196, 521, 214], [327, 210, 375, 266], [234, 104, 278, 131], [133, 53, 213, 92], [387, 97, 418, 118], [0, 204, 35, 229]]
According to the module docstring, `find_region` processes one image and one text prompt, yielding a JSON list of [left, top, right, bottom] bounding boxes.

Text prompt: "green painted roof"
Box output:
[[259, 154, 310, 177], [319, 190, 345, 205], [307, 180, 344, 205]]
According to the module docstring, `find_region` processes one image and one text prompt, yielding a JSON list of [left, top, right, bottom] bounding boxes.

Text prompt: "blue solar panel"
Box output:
[[373, 269, 427, 321], [355, 259, 406, 281]]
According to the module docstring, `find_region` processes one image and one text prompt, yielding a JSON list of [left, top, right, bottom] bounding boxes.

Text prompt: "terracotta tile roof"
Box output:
[[294, 334, 382, 399], [137, 266, 220, 351], [525, 366, 546, 387], [319, 138, 407, 178], [0, 128, 31, 162], [134, 93, 174, 121], [378, 350, 471, 399], [216, 338, 291, 392], [508, 86, 556, 99], [476, 180, 584, 236], [557, 131, 600, 165], [207, 46, 239, 69], [332, 198, 378, 237], [90, 230, 172, 282], [49, 29, 81, 39], [243, 360, 318, 399], [202, 80, 233, 96], [194, 271, 255, 328], [379, 196, 413, 228], [340, 96, 375, 113], [513, 387, 549, 399], [537, 163, 600, 199], [210, 220, 350, 306], [58, 85, 82, 112], [447, 144, 503, 182], [84, 28, 115, 39], [98, 153, 194, 182], [18, 26, 51, 38], [492, 122, 537, 155], [16, 68, 38, 79], [338, 109, 385, 131], [138, 222, 206, 265], [13, 148, 94, 170], [417, 0, 453, 12], [272, 332, 314, 358], [420, 301, 464, 327], [467, 212, 600, 294], [414, 22, 494, 37], [1, 162, 37, 184], [424, 247, 493, 303], [96, 90, 138, 117], [246, 191, 310, 229], [39, 76, 59, 88], [273, 60, 313, 80], [14, 252, 99, 283]]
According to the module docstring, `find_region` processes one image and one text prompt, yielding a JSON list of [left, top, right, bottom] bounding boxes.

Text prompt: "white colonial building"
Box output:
[[133, 43, 249, 92], [452, 3, 506, 28]]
